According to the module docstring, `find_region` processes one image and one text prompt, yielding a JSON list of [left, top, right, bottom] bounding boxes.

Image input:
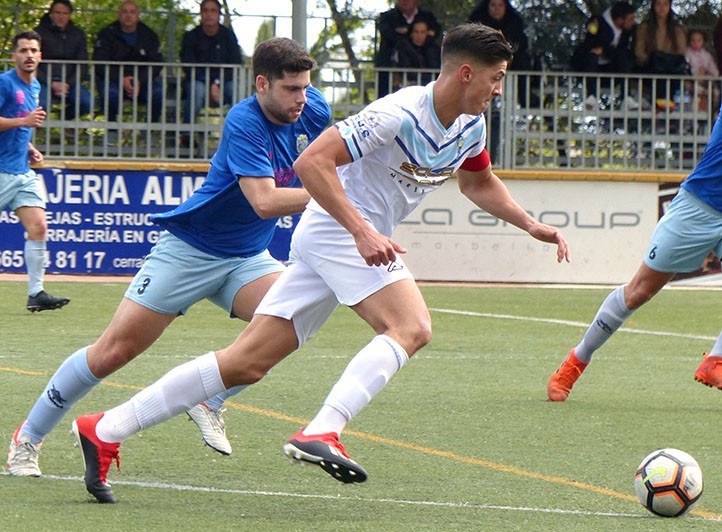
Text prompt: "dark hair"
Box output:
[[200, 0, 221, 10], [49, 0, 73, 13], [12, 30, 42, 51], [252, 37, 315, 81], [610, 2, 635, 19], [441, 23, 514, 67], [643, 0, 683, 55]]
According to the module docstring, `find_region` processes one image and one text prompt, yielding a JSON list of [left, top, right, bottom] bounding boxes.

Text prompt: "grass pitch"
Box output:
[[1, 279, 721, 530]]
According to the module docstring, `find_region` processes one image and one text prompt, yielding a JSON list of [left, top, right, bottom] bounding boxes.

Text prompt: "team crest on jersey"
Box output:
[[296, 134, 309, 153]]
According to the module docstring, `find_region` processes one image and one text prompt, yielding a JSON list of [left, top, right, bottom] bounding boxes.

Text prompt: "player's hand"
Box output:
[[354, 227, 407, 267], [24, 107, 46, 127], [28, 145, 43, 163], [528, 222, 570, 263]]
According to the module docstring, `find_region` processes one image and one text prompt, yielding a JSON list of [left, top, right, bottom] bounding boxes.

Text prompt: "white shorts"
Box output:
[[255, 210, 414, 346]]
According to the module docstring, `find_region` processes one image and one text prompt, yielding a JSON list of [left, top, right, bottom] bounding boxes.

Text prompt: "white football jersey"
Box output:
[[306, 82, 487, 236]]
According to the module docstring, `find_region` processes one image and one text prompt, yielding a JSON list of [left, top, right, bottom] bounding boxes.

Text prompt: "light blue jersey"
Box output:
[[152, 85, 331, 258], [0, 69, 40, 175]]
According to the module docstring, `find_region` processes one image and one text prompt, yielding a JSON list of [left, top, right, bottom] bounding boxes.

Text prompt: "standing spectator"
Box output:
[[634, 0, 687, 102], [180, 0, 243, 147], [34, 0, 92, 122], [93, 0, 164, 124], [0, 31, 70, 312], [684, 29, 719, 113], [392, 19, 441, 87], [468, 0, 532, 105], [375, 0, 441, 97], [570, 2, 637, 109]]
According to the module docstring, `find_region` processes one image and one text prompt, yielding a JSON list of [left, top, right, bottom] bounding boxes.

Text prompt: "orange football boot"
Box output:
[[694, 353, 722, 389], [548, 349, 588, 402]]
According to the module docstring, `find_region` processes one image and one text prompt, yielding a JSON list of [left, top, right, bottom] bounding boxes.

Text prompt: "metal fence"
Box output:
[[10, 59, 720, 171]]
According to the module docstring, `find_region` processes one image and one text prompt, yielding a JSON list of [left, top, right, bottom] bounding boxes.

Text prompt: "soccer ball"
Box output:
[[634, 448, 703, 517]]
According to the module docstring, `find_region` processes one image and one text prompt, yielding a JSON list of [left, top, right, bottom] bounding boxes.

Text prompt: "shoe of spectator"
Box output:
[[622, 97, 639, 110], [283, 429, 367, 483], [584, 95, 598, 110], [27, 291, 70, 312]]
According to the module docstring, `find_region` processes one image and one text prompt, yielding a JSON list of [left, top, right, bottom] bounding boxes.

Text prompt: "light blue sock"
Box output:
[[22, 347, 101, 443], [203, 385, 247, 411], [708, 331, 722, 357], [24, 240, 46, 296], [574, 285, 635, 363]]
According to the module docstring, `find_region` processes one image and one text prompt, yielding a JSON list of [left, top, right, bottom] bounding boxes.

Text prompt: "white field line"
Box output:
[[32, 474, 660, 520], [430, 308, 718, 342]]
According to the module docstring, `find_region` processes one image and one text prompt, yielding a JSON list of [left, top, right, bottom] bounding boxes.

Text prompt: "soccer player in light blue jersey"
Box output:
[[549, 100, 722, 402], [7, 37, 330, 478], [0, 30, 70, 313], [71, 24, 570, 503]]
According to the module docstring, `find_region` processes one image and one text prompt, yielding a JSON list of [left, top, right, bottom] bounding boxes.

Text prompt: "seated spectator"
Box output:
[[570, 2, 637, 109], [468, 0, 533, 105], [34, 0, 92, 121], [684, 29, 719, 112], [375, 0, 441, 97], [180, 0, 243, 144], [93, 0, 164, 123], [392, 19, 440, 87]]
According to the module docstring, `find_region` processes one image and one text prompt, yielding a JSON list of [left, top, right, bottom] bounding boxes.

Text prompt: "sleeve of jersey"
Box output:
[[226, 112, 274, 178], [460, 149, 491, 172], [335, 104, 401, 161], [303, 85, 332, 134]]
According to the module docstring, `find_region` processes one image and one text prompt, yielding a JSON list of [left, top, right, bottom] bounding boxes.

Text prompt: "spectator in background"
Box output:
[[634, 0, 687, 102], [468, 0, 532, 105], [94, 0, 164, 123], [713, 15, 722, 74], [180, 0, 243, 147], [392, 19, 441, 87], [684, 29, 719, 113], [34, 0, 92, 121], [375, 0, 441, 97], [570, 2, 637, 110]]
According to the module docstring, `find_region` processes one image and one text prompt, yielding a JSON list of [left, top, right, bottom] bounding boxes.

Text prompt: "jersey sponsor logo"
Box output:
[[296, 134, 308, 153], [350, 111, 380, 139], [397, 161, 455, 185], [15, 90, 25, 105]]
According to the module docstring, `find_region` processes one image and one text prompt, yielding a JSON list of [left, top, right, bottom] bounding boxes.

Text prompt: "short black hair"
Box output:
[[200, 0, 221, 10], [252, 37, 315, 82], [49, 0, 73, 13], [12, 30, 42, 51], [611, 2, 635, 19], [441, 23, 514, 68]]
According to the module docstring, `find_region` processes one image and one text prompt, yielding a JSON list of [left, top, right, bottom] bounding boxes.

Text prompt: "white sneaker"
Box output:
[[584, 95, 598, 110], [623, 97, 639, 110], [6, 423, 42, 477], [187, 403, 232, 456]]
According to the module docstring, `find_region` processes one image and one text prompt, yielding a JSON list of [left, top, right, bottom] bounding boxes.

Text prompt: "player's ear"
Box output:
[[458, 64, 473, 84], [255, 74, 269, 95]]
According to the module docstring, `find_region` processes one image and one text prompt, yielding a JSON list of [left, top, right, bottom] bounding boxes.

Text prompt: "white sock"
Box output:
[[25, 240, 46, 296], [574, 285, 634, 363], [96, 352, 225, 443], [304, 335, 409, 436]]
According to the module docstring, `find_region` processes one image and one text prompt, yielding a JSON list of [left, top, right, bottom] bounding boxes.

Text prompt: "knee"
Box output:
[[624, 284, 658, 310], [24, 218, 47, 241], [397, 319, 432, 356], [87, 343, 137, 378]]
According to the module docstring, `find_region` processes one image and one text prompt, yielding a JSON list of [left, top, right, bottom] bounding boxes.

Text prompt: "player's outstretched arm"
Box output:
[[239, 176, 310, 219], [457, 167, 570, 263]]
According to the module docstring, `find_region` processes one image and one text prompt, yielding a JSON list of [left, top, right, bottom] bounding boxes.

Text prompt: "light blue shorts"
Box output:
[[125, 232, 285, 316], [0, 170, 45, 211], [644, 188, 722, 273]]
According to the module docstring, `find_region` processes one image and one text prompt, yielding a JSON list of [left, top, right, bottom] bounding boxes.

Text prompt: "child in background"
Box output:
[[685, 29, 719, 112]]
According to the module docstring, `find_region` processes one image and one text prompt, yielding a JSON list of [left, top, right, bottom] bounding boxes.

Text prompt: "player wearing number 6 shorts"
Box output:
[[6, 37, 331, 479]]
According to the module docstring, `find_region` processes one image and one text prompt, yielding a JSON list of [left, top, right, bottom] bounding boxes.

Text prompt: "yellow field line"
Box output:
[[3, 366, 719, 519]]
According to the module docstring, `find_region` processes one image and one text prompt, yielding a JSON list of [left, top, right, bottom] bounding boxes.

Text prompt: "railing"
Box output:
[[10, 59, 720, 171]]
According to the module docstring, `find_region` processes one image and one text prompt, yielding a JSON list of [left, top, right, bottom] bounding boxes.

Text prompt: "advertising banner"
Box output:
[[0, 168, 298, 274]]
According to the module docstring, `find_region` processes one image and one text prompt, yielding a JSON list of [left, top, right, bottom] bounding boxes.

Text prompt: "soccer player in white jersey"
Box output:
[[72, 23, 570, 503]]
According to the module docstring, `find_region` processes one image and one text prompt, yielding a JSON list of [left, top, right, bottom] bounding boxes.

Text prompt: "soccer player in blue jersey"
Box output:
[[72, 23, 570, 503], [6, 37, 330, 478], [548, 108, 722, 402], [0, 30, 70, 313]]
